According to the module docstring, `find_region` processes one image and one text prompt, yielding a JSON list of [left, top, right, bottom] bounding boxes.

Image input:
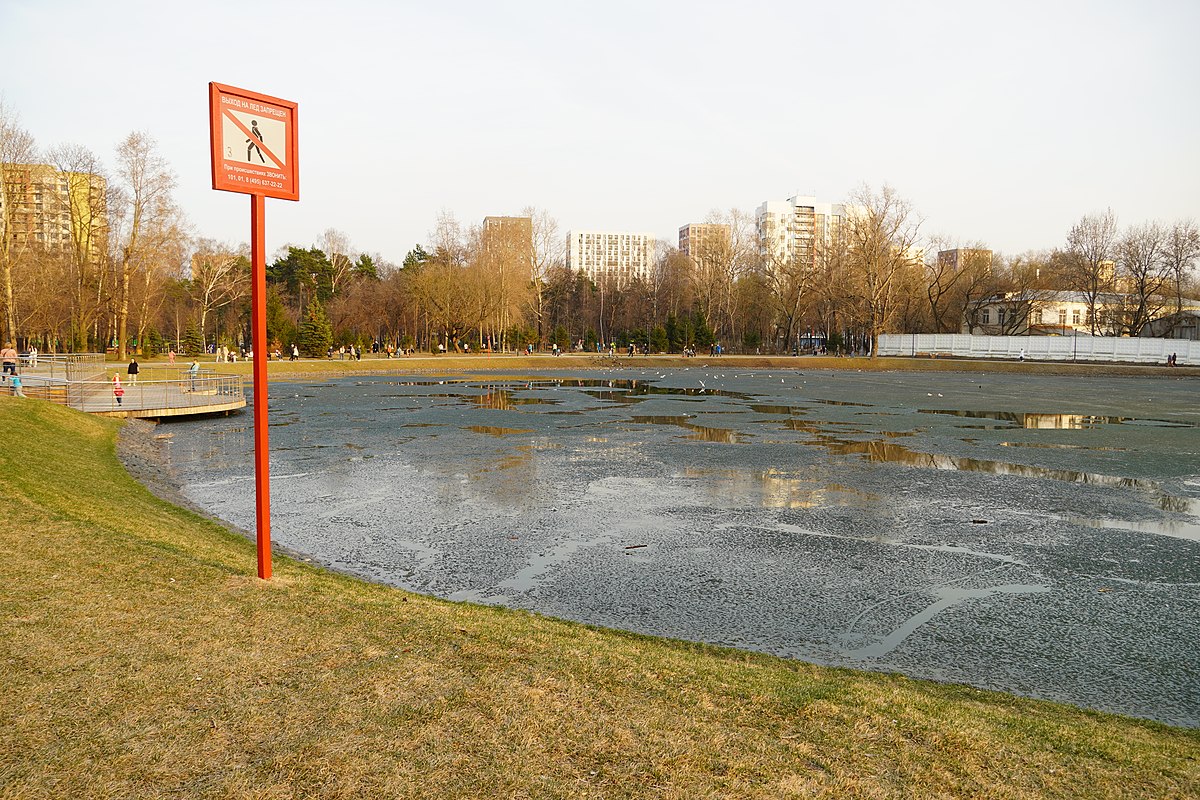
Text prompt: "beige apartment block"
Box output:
[[0, 163, 107, 263], [678, 223, 731, 260], [481, 215, 533, 273]]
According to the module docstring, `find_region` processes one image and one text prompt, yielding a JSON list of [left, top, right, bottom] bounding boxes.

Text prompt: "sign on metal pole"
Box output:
[[209, 82, 299, 580]]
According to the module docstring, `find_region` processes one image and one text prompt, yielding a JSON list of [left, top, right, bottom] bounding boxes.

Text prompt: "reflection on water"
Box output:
[[751, 404, 807, 415], [999, 442, 1128, 451], [811, 398, 873, 407], [1059, 512, 1200, 542], [1057, 494, 1200, 542], [470, 388, 561, 410], [465, 425, 533, 437], [630, 416, 748, 444], [685, 425, 747, 444], [682, 467, 877, 509], [816, 436, 1158, 491], [919, 409, 1194, 429]]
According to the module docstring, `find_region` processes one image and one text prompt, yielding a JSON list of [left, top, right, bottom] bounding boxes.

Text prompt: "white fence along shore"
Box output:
[[877, 334, 1198, 365]]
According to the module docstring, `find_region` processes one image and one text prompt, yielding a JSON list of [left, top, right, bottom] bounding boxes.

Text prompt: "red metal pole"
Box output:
[[250, 193, 272, 580]]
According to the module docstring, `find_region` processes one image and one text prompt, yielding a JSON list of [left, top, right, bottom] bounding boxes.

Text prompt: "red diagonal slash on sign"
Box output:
[[223, 109, 286, 169]]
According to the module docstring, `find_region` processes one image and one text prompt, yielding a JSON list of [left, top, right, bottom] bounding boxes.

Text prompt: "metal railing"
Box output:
[[16, 352, 106, 381], [12, 368, 244, 414]]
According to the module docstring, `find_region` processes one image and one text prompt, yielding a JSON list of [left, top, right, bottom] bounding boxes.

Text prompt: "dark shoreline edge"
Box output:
[[114, 417, 319, 567]]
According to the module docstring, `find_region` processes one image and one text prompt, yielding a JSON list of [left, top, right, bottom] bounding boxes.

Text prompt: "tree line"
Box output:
[[3, 103, 1198, 358]]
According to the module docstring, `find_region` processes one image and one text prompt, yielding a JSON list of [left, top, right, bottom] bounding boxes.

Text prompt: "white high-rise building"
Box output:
[[755, 194, 848, 269], [566, 230, 656, 286]]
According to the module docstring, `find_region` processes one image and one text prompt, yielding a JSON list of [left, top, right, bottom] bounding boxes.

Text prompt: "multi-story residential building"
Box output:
[[481, 215, 533, 282], [566, 230, 655, 286], [937, 248, 993, 273], [755, 194, 848, 270], [0, 163, 107, 263], [678, 223, 730, 260], [481, 216, 533, 259]]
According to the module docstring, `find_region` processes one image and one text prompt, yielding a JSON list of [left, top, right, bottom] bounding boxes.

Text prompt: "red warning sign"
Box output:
[[209, 82, 299, 201]]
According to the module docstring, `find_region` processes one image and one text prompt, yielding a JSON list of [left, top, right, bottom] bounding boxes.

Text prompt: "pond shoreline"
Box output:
[[108, 353, 1200, 382]]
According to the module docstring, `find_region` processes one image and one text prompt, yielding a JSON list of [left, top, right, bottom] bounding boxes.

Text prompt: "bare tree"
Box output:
[[843, 185, 923, 356], [46, 143, 109, 350], [523, 206, 562, 344], [318, 228, 355, 297], [994, 253, 1055, 334], [190, 239, 249, 344], [925, 241, 993, 333], [112, 132, 176, 358], [1162, 219, 1200, 313], [132, 217, 188, 354], [1064, 209, 1119, 335], [1115, 221, 1170, 335], [0, 102, 39, 345], [689, 209, 753, 344], [654, 243, 695, 329], [757, 242, 813, 351], [411, 211, 470, 349]]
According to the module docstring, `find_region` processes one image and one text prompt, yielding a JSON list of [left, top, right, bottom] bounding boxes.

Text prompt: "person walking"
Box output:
[[27, 345, 37, 368], [112, 374, 124, 406], [1, 342, 17, 377], [290, 343, 299, 361], [10, 372, 26, 398], [127, 357, 140, 383]]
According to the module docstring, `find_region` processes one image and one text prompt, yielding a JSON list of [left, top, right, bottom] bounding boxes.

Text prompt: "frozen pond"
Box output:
[[162, 367, 1200, 727]]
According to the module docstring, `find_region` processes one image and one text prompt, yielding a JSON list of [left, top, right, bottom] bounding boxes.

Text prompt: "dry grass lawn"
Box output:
[[1, 398, 1197, 798], [122, 351, 1200, 381]]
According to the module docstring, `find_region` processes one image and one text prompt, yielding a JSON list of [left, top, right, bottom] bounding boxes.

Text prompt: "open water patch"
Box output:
[[163, 368, 1200, 727]]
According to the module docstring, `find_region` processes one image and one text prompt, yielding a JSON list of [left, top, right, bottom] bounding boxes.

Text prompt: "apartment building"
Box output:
[[678, 223, 730, 260], [937, 248, 993, 273], [0, 163, 107, 262], [755, 194, 848, 269], [481, 216, 533, 273], [566, 230, 655, 286], [482, 216, 532, 256]]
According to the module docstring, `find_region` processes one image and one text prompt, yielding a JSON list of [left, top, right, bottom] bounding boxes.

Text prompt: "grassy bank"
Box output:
[[1, 398, 1197, 798], [117, 351, 1200, 381]]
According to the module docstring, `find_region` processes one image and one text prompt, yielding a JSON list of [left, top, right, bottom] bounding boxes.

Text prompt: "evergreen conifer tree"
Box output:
[[181, 324, 204, 356], [298, 299, 333, 357]]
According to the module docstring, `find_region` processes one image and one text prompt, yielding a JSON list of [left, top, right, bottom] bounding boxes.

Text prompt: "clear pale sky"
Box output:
[[3, 0, 1198, 263]]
